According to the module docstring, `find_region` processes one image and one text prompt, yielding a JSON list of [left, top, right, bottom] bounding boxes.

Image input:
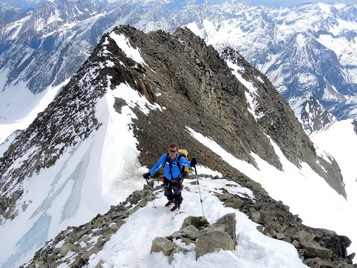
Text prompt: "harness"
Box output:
[[164, 153, 184, 181]]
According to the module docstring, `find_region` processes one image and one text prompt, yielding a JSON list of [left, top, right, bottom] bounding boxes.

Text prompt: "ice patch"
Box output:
[[109, 32, 146, 65], [2, 215, 51, 268], [226, 60, 264, 120]]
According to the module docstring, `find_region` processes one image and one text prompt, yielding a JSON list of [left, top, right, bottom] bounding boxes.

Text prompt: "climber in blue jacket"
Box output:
[[143, 143, 197, 211]]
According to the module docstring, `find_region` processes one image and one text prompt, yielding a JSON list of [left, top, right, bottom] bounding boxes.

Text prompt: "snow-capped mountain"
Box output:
[[289, 93, 337, 134], [0, 24, 356, 268], [0, 0, 103, 94], [180, 2, 357, 120], [1, 1, 357, 123], [0, 3, 30, 24]]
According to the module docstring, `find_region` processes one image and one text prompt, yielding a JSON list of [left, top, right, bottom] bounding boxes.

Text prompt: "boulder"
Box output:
[[214, 193, 245, 209], [300, 240, 333, 259], [151, 237, 177, 256], [303, 257, 335, 268], [181, 216, 209, 230], [169, 225, 201, 240], [196, 231, 235, 259], [203, 213, 236, 243]]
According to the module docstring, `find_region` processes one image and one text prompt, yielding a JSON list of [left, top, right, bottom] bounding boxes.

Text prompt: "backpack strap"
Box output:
[[175, 154, 184, 180], [165, 153, 183, 180]]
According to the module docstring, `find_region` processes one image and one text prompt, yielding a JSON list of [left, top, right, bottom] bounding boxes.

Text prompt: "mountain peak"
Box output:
[[289, 93, 337, 134]]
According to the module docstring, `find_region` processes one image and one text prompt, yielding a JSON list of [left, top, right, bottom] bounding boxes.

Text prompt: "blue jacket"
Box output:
[[149, 153, 192, 180]]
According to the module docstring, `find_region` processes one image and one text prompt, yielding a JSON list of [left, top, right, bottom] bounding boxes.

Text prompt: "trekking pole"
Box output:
[[194, 166, 205, 217], [145, 178, 157, 208]]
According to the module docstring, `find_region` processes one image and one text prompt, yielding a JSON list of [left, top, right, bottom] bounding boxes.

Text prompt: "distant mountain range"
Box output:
[[1, 0, 356, 129]]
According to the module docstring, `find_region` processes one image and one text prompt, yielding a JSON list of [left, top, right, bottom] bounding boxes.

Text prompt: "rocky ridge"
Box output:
[[0, 23, 347, 231], [109, 26, 346, 198], [24, 175, 355, 267]]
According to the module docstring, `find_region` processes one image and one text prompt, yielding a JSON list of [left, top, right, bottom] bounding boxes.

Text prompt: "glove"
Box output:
[[143, 172, 151, 179], [190, 158, 197, 167]]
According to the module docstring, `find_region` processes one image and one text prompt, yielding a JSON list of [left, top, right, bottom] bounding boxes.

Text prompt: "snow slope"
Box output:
[[310, 120, 357, 219], [0, 79, 67, 144], [0, 83, 150, 268]]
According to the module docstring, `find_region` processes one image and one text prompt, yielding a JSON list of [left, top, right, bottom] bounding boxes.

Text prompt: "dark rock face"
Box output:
[[108, 26, 345, 197], [221, 48, 346, 198], [127, 26, 281, 172]]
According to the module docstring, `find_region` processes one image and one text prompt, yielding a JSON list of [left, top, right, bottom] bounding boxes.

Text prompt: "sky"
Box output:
[[3, 0, 357, 9], [246, 0, 357, 7]]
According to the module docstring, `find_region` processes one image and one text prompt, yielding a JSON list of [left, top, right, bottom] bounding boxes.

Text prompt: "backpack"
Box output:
[[177, 149, 190, 174]]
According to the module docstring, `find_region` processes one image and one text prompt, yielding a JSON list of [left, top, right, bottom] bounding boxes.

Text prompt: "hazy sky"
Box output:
[[5, 0, 357, 8], [245, 0, 356, 7]]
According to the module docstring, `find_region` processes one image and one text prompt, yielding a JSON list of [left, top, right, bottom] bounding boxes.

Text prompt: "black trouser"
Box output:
[[163, 178, 183, 206]]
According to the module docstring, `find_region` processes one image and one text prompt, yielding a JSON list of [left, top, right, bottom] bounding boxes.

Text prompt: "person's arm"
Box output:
[[180, 156, 197, 169], [149, 154, 167, 175]]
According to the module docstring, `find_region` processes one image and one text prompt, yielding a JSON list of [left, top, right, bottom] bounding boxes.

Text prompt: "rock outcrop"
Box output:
[[151, 213, 236, 261]]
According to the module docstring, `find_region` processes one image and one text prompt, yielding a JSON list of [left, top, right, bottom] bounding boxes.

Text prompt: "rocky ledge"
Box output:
[[216, 175, 355, 268]]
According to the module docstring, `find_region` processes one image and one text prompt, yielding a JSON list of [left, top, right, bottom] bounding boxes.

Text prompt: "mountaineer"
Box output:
[[143, 143, 197, 211]]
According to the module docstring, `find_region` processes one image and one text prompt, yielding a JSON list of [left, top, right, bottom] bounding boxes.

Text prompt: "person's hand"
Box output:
[[143, 172, 151, 179], [190, 158, 197, 167]]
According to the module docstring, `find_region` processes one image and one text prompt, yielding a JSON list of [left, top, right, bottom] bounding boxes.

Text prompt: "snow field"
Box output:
[[0, 79, 67, 144]]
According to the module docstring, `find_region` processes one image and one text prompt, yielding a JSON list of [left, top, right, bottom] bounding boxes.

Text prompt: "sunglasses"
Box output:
[[169, 150, 177, 153]]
